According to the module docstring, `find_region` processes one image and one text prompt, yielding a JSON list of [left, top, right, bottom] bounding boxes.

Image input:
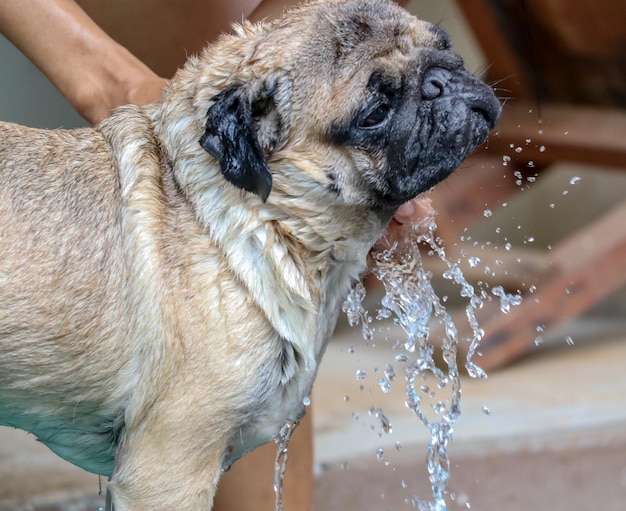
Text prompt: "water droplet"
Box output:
[[515, 146, 523, 153], [539, 145, 546, 152], [370, 408, 393, 433], [384, 364, 397, 382], [468, 256, 481, 268], [483, 209, 492, 218], [432, 401, 447, 414], [491, 286, 523, 314], [466, 361, 487, 379], [482, 405, 492, 415], [456, 493, 471, 508], [569, 176, 581, 185], [355, 369, 366, 380], [376, 447, 385, 461], [378, 378, 392, 394], [566, 336, 575, 346], [302, 396, 311, 407], [362, 324, 374, 343]]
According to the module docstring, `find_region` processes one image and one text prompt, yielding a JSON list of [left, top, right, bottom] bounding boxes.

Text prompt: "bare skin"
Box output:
[[0, 1, 425, 510], [0, 0, 166, 124]]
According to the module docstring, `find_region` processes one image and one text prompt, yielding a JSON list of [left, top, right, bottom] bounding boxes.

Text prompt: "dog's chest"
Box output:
[[223, 256, 359, 466]]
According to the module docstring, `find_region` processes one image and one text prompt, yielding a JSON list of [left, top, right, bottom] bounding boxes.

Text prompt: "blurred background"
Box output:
[[1, 0, 625, 510]]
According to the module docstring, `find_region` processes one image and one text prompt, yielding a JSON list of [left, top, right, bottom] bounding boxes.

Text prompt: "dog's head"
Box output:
[[174, 0, 500, 215]]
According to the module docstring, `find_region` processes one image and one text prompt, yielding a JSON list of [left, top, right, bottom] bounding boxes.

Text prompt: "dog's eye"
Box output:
[[359, 103, 391, 128]]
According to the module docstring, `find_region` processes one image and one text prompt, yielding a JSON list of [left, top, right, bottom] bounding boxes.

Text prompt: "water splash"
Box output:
[[369, 407, 393, 434], [273, 419, 300, 511], [342, 282, 374, 342], [491, 286, 523, 314], [343, 210, 521, 510], [96, 475, 110, 511]]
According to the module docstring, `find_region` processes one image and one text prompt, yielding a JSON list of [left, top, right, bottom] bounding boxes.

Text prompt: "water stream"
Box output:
[[343, 211, 521, 510], [273, 419, 301, 511]]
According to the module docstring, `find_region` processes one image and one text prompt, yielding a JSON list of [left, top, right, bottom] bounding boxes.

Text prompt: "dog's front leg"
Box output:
[[106, 407, 229, 511]]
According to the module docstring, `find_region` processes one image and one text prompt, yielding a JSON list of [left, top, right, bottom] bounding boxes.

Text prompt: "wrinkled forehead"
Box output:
[[279, 1, 452, 113], [299, 1, 448, 67]]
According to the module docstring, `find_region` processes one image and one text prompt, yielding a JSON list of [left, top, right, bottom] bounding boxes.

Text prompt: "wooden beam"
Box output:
[[475, 199, 626, 371], [489, 102, 626, 169]]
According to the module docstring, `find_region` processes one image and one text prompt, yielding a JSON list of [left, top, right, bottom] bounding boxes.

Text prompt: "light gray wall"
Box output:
[[0, 0, 483, 130], [0, 35, 86, 129]]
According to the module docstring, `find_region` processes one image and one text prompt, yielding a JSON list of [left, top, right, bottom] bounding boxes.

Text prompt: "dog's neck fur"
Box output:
[[149, 106, 386, 370], [100, 99, 386, 391], [141, 54, 391, 372]]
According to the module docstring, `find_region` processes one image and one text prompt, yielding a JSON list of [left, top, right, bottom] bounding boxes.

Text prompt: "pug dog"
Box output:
[[0, 0, 500, 509]]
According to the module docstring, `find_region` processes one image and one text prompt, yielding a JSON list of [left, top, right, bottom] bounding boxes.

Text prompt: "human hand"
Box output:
[[0, 0, 168, 126], [80, 72, 168, 125], [382, 195, 435, 246]]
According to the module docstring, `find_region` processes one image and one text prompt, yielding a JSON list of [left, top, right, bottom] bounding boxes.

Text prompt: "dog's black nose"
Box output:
[[421, 66, 501, 129], [421, 67, 451, 100]]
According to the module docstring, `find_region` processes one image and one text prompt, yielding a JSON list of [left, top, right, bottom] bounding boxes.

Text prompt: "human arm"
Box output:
[[0, 0, 166, 124]]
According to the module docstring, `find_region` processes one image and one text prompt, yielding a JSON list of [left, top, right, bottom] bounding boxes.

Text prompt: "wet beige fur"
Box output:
[[0, 1, 484, 509]]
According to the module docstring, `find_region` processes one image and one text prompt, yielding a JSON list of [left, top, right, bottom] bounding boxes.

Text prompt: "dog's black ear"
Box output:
[[199, 86, 273, 202]]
